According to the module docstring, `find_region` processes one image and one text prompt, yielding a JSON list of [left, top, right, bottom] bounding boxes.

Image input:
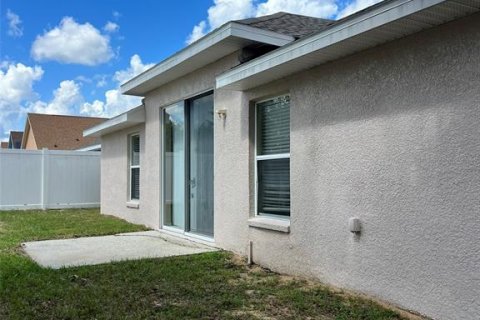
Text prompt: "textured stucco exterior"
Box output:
[[100, 13, 480, 320], [100, 53, 241, 228], [100, 124, 155, 226], [215, 14, 480, 319]]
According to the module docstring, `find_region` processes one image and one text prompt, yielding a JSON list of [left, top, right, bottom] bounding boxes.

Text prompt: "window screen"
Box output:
[[130, 134, 140, 200], [256, 96, 290, 217], [257, 96, 290, 155]]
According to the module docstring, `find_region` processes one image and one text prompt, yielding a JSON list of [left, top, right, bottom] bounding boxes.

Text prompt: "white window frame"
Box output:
[[254, 94, 290, 220], [129, 133, 140, 202]]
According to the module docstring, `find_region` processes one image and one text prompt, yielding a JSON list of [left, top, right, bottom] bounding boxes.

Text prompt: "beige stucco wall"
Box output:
[[100, 124, 156, 226], [214, 13, 480, 320], [100, 13, 480, 320], [100, 53, 241, 229]]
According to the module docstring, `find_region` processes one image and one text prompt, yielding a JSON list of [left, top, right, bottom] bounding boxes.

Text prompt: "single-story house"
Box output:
[[8, 131, 24, 149], [23, 113, 106, 151], [84, 0, 480, 319]]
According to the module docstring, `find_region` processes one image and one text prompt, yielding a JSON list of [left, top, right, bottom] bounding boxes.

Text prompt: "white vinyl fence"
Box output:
[[0, 149, 100, 210]]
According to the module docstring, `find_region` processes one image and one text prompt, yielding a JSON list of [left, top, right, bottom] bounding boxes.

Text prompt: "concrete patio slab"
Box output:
[[22, 231, 217, 269]]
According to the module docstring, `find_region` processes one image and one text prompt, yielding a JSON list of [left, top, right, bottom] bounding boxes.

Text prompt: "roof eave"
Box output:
[[120, 22, 294, 96], [76, 144, 101, 151], [83, 105, 145, 138], [216, 0, 480, 90]]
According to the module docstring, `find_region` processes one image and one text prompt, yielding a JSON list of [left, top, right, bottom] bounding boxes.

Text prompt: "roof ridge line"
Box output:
[[27, 113, 108, 120]]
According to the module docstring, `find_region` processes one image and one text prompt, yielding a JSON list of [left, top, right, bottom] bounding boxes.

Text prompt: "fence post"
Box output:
[[0, 149, 2, 208], [41, 148, 49, 210]]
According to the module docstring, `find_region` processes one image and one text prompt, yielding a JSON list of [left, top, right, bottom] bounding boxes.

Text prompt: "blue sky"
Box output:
[[0, 0, 377, 141]]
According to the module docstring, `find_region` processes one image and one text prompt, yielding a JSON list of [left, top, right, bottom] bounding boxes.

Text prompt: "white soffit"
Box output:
[[216, 0, 480, 90], [83, 105, 145, 138], [121, 23, 294, 96]]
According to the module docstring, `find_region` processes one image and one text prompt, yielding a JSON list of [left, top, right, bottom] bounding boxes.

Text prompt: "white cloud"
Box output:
[[337, 0, 383, 18], [80, 99, 105, 116], [187, 0, 254, 44], [256, 0, 337, 18], [186, 0, 339, 44], [207, 0, 255, 29], [31, 17, 114, 66], [187, 21, 207, 44], [96, 75, 108, 88], [0, 62, 44, 140], [29, 80, 83, 115], [81, 54, 154, 117], [81, 89, 140, 117], [0, 55, 152, 139], [0, 63, 43, 105], [6, 9, 23, 38], [104, 21, 119, 33], [75, 75, 92, 84], [113, 54, 154, 84]]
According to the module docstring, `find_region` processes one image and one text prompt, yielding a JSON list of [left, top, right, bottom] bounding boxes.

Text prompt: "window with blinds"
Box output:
[[256, 95, 290, 217], [130, 134, 140, 200]]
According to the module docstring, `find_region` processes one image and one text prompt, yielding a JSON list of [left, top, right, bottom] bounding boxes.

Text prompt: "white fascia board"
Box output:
[[121, 24, 232, 95], [83, 113, 128, 137], [76, 144, 101, 151], [121, 22, 294, 96], [216, 0, 447, 89], [83, 105, 145, 138]]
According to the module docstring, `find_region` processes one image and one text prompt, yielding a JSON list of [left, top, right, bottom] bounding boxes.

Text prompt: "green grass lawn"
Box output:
[[0, 209, 406, 320]]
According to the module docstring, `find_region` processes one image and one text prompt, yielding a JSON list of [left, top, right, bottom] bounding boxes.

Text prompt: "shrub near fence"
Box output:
[[0, 148, 100, 210]]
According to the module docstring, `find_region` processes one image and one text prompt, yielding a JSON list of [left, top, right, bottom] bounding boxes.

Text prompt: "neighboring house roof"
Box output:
[[1, 142, 8, 149], [217, 0, 480, 89], [234, 12, 333, 39], [23, 113, 107, 150], [8, 131, 23, 149]]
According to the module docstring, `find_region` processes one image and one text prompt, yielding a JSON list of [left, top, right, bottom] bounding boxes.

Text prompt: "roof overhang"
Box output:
[[216, 0, 480, 90], [76, 144, 101, 151], [121, 22, 295, 96], [83, 105, 145, 138]]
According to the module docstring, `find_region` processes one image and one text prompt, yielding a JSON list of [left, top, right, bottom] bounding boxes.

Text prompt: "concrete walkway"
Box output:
[[22, 231, 217, 269]]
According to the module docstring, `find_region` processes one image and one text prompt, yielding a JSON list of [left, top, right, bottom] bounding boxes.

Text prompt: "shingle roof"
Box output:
[[27, 114, 107, 150], [235, 12, 334, 39], [9, 131, 23, 149]]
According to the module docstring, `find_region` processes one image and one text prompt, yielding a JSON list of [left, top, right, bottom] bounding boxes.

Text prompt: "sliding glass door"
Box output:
[[163, 102, 185, 229], [162, 92, 214, 238], [188, 94, 214, 236]]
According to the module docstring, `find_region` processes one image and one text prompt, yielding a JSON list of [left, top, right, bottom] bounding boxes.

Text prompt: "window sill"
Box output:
[[248, 217, 290, 233], [126, 201, 140, 209]]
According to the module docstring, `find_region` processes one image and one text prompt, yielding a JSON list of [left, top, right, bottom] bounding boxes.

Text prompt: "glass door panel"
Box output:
[[188, 94, 214, 237], [163, 102, 185, 229]]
